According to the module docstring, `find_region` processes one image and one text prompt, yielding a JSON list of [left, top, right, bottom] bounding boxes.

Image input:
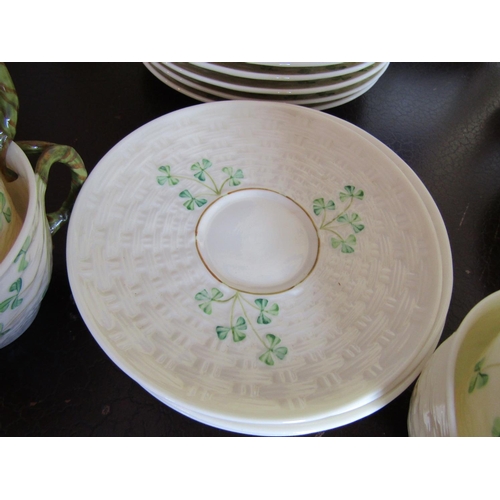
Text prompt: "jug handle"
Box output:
[[16, 141, 87, 235]]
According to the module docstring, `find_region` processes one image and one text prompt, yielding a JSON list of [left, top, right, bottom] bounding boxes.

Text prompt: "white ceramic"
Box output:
[[67, 101, 452, 435], [408, 290, 500, 437], [157, 62, 387, 104], [0, 170, 23, 263], [0, 142, 87, 348], [144, 62, 388, 110], [189, 62, 375, 82], [164, 62, 387, 95]]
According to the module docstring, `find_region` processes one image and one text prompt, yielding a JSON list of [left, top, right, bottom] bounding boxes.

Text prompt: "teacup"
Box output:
[[0, 141, 87, 348], [408, 289, 500, 436]]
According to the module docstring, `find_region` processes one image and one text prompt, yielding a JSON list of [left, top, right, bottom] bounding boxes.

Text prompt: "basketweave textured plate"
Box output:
[[67, 101, 452, 435]]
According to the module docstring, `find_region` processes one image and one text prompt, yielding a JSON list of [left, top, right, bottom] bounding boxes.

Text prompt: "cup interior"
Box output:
[[453, 291, 500, 435]]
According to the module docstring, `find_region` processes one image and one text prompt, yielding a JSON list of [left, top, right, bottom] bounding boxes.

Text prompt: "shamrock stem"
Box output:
[[240, 294, 261, 310], [176, 175, 219, 194], [204, 170, 220, 194], [218, 177, 230, 193], [321, 197, 354, 229], [214, 294, 237, 304], [237, 295, 267, 348], [229, 293, 238, 328], [320, 227, 343, 239]]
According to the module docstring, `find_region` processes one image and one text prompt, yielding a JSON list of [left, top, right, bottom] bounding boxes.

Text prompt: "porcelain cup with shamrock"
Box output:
[[408, 289, 500, 436], [0, 141, 87, 348]]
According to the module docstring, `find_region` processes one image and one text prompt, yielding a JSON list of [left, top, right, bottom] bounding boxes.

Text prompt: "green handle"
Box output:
[[16, 140, 87, 234]]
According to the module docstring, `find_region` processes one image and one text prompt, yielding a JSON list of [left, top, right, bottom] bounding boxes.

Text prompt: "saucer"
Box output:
[[67, 101, 452, 434]]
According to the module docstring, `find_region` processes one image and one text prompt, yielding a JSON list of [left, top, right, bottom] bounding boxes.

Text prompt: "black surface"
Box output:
[[1, 62, 499, 437]]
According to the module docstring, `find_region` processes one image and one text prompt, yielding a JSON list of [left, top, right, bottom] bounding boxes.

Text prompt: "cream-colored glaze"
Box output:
[[67, 101, 452, 435], [196, 189, 319, 294], [409, 289, 500, 436], [0, 170, 23, 263], [0, 143, 51, 348], [456, 330, 500, 436]]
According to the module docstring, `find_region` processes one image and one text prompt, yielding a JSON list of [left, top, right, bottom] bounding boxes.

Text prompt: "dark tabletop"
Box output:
[[1, 62, 499, 437]]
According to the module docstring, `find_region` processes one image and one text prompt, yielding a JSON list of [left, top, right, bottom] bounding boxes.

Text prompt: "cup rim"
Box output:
[[0, 142, 37, 276]]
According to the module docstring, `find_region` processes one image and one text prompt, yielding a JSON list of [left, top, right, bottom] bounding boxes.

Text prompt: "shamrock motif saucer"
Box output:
[[67, 101, 452, 435]]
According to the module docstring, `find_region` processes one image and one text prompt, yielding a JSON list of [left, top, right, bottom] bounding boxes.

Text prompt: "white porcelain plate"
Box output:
[[67, 101, 452, 435]]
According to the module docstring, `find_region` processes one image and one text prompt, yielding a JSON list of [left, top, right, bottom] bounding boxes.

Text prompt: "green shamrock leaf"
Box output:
[[259, 334, 288, 366], [331, 234, 356, 253], [339, 186, 364, 202], [313, 198, 336, 216], [468, 358, 489, 393], [195, 288, 224, 315], [14, 236, 31, 272], [255, 298, 280, 325], [491, 417, 500, 437], [191, 159, 212, 181], [337, 213, 365, 233], [216, 316, 247, 342], [179, 190, 207, 210], [157, 165, 180, 186], [0, 323, 10, 337], [222, 167, 244, 187], [0, 191, 12, 227], [0, 278, 23, 313]]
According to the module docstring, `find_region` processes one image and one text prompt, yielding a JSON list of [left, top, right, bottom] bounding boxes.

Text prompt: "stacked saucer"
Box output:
[[67, 101, 452, 436], [144, 62, 389, 110]]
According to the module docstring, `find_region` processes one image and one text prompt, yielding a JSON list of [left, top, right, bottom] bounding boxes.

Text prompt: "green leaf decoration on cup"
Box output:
[[216, 316, 247, 342], [14, 236, 31, 272], [0, 191, 12, 228], [0, 323, 10, 337], [157, 165, 180, 186], [0, 278, 23, 313], [195, 288, 224, 315], [259, 334, 288, 366], [468, 357, 490, 393], [255, 298, 279, 325], [492, 417, 500, 437], [179, 190, 207, 211]]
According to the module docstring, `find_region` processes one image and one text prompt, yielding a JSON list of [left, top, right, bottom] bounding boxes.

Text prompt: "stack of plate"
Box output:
[[67, 101, 452, 436], [144, 62, 390, 110]]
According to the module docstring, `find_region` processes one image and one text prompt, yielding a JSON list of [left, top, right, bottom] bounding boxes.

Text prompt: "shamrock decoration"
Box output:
[[492, 417, 500, 437], [156, 165, 180, 186], [216, 317, 247, 342], [259, 334, 288, 366], [179, 190, 207, 211], [0, 323, 10, 337], [339, 185, 364, 202], [195, 288, 224, 315], [313, 198, 336, 216], [255, 298, 279, 324], [468, 358, 489, 393], [190, 159, 212, 181], [0, 278, 23, 313], [312, 185, 365, 255], [221, 167, 244, 187], [337, 213, 365, 233]]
